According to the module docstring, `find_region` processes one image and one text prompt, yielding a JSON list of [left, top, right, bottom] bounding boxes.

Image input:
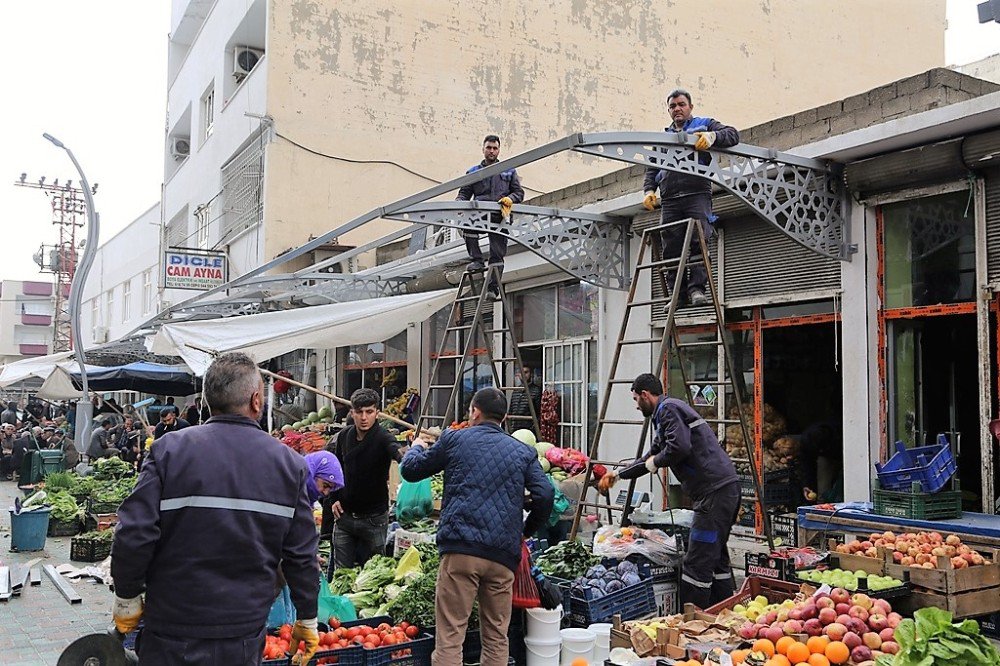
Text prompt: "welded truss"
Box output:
[[385, 201, 630, 289], [573, 132, 849, 259]]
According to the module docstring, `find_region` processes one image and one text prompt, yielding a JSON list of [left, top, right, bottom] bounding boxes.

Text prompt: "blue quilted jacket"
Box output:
[[400, 422, 554, 572]]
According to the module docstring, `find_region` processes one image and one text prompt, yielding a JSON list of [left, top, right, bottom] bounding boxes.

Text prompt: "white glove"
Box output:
[[644, 457, 658, 473], [694, 131, 717, 151], [112, 595, 144, 634]]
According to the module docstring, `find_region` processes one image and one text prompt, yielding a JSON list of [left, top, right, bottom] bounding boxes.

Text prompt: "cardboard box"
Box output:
[[744, 552, 797, 581], [653, 581, 679, 616], [393, 528, 435, 553], [610, 607, 734, 659]]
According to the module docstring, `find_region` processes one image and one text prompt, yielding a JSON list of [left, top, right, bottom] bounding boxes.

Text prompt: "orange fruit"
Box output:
[[753, 639, 776, 657], [824, 641, 850, 665], [807, 655, 831, 666], [731, 650, 747, 664], [786, 642, 811, 664], [806, 636, 829, 654], [775, 636, 796, 655], [767, 656, 792, 666]]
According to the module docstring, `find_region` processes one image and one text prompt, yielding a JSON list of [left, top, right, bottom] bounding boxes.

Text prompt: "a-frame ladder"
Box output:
[[569, 217, 773, 549], [415, 265, 540, 435]]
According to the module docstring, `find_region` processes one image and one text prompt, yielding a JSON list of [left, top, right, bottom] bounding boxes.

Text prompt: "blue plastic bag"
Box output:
[[267, 586, 296, 628]]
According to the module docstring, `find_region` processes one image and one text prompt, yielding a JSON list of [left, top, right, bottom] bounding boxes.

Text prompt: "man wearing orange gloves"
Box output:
[[599, 373, 740, 608]]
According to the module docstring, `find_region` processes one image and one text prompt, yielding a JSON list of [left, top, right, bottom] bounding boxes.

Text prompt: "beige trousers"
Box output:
[[432, 553, 515, 666]]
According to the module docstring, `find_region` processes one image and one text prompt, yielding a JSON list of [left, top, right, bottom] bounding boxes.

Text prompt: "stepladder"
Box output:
[[414, 265, 541, 436], [569, 216, 773, 549]]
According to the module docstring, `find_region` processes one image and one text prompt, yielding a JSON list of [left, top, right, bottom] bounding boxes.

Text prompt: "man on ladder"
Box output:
[[599, 373, 740, 608], [642, 88, 739, 306]]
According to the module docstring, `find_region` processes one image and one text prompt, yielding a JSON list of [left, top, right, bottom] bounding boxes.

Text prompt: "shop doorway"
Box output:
[[888, 314, 980, 506]]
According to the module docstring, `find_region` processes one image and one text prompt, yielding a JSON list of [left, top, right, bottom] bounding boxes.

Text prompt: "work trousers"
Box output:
[[136, 625, 266, 666], [330, 512, 389, 573], [681, 481, 740, 609], [658, 193, 713, 299], [433, 553, 515, 666], [465, 213, 508, 287]]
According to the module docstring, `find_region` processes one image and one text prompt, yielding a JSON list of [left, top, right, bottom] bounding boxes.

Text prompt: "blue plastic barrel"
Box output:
[[9, 506, 51, 552]]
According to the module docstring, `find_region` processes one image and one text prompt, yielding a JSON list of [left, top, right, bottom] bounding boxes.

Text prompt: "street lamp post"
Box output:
[[44, 133, 98, 451]]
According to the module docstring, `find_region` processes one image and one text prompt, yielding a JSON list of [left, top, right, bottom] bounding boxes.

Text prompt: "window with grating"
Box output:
[[165, 217, 187, 248], [986, 168, 1000, 284], [221, 133, 266, 242], [723, 214, 839, 303]]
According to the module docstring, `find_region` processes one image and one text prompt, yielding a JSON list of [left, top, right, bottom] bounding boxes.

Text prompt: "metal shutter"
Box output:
[[723, 214, 840, 303], [988, 168, 1000, 284]]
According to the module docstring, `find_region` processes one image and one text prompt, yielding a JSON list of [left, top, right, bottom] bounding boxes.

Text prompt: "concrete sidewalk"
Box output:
[[0, 480, 114, 666]]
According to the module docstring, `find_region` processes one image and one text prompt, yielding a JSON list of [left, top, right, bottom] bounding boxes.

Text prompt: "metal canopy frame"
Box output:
[[133, 131, 847, 332]]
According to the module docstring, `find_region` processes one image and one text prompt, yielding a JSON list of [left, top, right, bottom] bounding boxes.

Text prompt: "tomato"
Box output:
[[339, 639, 349, 648], [329, 617, 342, 630], [398, 622, 410, 630], [363, 641, 376, 649], [404, 625, 419, 638], [382, 635, 396, 646], [394, 631, 407, 643], [352, 636, 365, 645], [368, 635, 382, 647], [377, 622, 391, 632], [346, 628, 361, 640], [279, 626, 292, 641]]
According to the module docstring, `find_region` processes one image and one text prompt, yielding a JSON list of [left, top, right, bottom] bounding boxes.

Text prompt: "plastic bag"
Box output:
[[394, 545, 422, 581], [318, 575, 358, 623], [396, 478, 434, 523], [591, 525, 680, 566], [548, 477, 570, 527], [267, 586, 296, 628]]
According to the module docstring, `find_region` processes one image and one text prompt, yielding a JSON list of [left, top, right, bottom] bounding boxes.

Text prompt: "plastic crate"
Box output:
[[47, 517, 81, 537], [340, 616, 433, 666], [70, 536, 112, 562], [874, 436, 957, 493], [425, 626, 481, 664], [564, 577, 657, 627], [740, 469, 795, 505], [87, 498, 121, 514], [873, 482, 962, 520]]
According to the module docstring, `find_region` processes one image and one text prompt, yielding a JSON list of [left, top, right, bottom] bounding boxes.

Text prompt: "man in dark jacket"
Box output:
[[0, 402, 18, 426], [600, 373, 740, 608], [153, 406, 189, 439], [457, 134, 525, 295], [643, 89, 739, 305], [401, 388, 554, 666], [111, 352, 321, 666], [326, 388, 402, 571]]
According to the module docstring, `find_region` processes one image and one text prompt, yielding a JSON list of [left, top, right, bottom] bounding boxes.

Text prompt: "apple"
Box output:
[[800, 604, 817, 621], [804, 619, 824, 637], [739, 622, 757, 640], [835, 603, 851, 616], [863, 632, 882, 650], [901, 556, 915, 566], [784, 620, 803, 635], [879, 627, 895, 642], [825, 622, 848, 641], [764, 611, 778, 625], [764, 626, 784, 644], [945, 534, 961, 546], [887, 612, 902, 628], [836, 614, 852, 627], [849, 606, 870, 623], [831, 588, 850, 604], [848, 618, 868, 636], [777, 608, 790, 623], [851, 593, 873, 610], [843, 631, 863, 649], [892, 551, 904, 563], [789, 608, 802, 621], [816, 597, 835, 610], [818, 608, 837, 625], [868, 613, 888, 632], [757, 625, 771, 639], [882, 641, 900, 655], [851, 645, 873, 663], [872, 599, 892, 615]]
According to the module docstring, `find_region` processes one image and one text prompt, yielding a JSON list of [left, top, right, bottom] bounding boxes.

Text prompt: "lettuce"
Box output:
[[875, 607, 1000, 666]]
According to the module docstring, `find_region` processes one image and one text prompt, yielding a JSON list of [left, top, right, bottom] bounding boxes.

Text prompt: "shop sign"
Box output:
[[163, 249, 228, 291]]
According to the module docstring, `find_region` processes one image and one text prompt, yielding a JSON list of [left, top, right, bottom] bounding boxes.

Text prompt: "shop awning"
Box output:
[[149, 289, 457, 375], [0, 351, 79, 388], [40, 361, 200, 397]]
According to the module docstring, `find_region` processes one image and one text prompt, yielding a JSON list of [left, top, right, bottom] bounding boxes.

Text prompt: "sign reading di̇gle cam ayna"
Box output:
[[163, 250, 228, 290]]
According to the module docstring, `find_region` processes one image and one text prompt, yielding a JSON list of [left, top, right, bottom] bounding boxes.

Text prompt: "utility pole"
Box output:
[[13, 173, 96, 353]]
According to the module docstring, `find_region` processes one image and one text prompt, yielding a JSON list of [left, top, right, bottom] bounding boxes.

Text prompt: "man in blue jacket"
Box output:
[[111, 352, 321, 666], [457, 134, 525, 295], [401, 388, 553, 666], [643, 89, 739, 306], [599, 373, 740, 609]]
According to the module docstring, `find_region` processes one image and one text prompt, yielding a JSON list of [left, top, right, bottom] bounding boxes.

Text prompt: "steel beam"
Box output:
[[43, 564, 82, 604]]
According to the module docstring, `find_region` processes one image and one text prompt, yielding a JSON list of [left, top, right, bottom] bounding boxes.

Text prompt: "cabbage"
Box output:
[[539, 458, 551, 473], [534, 441, 555, 456], [512, 429, 536, 446]]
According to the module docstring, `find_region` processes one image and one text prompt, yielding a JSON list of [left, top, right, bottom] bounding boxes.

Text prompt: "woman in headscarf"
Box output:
[[304, 451, 345, 504]]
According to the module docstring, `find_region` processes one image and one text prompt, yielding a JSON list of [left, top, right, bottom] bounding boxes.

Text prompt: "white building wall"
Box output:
[[0, 280, 57, 364]]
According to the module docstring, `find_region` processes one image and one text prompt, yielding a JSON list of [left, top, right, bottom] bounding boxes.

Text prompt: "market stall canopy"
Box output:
[[36, 366, 86, 400], [41, 361, 200, 397], [149, 289, 457, 375], [0, 351, 79, 388]]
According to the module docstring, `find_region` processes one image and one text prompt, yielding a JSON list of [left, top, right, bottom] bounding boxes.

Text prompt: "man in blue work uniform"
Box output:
[[643, 89, 739, 305], [599, 373, 740, 608], [457, 134, 525, 295], [111, 352, 321, 666]]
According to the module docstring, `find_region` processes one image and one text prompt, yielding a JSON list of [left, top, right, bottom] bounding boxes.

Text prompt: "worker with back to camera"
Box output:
[[599, 373, 740, 608], [642, 88, 739, 306]]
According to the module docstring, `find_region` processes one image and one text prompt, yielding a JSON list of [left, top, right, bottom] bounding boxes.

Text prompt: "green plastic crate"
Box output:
[[873, 480, 962, 520]]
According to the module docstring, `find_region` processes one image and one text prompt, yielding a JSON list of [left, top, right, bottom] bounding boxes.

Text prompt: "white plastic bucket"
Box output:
[[587, 623, 612, 662], [526, 605, 563, 641], [559, 627, 596, 666], [525, 636, 562, 666]]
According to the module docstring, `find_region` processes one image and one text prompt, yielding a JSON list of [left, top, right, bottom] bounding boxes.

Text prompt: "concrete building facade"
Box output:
[[0, 280, 57, 365]]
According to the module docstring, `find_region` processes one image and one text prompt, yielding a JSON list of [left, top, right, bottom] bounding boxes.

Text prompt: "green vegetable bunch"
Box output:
[[383, 571, 437, 628], [330, 567, 359, 595], [75, 529, 114, 543], [534, 539, 600, 580], [875, 607, 1000, 666], [414, 542, 439, 570], [352, 555, 397, 593], [43, 471, 77, 491], [93, 457, 134, 481], [48, 489, 84, 523]]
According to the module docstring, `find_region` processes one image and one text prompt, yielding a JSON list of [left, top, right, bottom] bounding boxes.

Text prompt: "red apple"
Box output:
[[818, 608, 837, 625], [815, 596, 835, 610], [848, 618, 868, 636], [764, 611, 778, 625], [804, 619, 824, 637], [887, 612, 902, 628], [784, 620, 803, 635], [881, 641, 900, 655], [830, 588, 850, 604], [849, 606, 869, 623], [892, 551, 904, 563], [851, 645, 873, 663], [739, 622, 757, 640], [843, 632, 863, 650], [879, 627, 895, 642], [835, 603, 851, 616], [764, 626, 784, 644], [836, 614, 852, 627], [851, 593, 873, 610], [872, 599, 892, 615], [863, 632, 882, 650], [825, 623, 848, 641], [868, 613, 888, 632], [757, 625, 771, 639], [789, 608, 802, 621]]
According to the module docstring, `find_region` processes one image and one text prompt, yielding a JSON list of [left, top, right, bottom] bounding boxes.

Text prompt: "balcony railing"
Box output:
[[19, 343, 49, 356], [21, 313, 52, 326]]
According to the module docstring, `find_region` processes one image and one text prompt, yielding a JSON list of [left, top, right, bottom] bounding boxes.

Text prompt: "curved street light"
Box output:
[[43, 133, 99, 449]]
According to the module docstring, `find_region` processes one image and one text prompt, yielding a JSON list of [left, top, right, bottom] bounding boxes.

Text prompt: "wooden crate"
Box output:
[[825, 540, 886, 575], [894, 585, 1000, 619], [884, 551, 999, 594]]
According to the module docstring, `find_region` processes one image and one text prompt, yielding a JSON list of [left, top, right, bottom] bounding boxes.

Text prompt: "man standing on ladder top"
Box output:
[[642, 89, 739, 306], [599, 373, 740, 608], [457, 134, 524, 296]]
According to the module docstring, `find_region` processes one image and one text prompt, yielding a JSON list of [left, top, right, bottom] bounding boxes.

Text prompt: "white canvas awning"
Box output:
[[149, 289, 457, 375], [37, 366, 87, 400], [0, 351, 76, 388]]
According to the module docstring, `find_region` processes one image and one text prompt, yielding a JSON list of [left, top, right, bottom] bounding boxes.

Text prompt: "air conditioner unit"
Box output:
[[233, 47, 264, 81], [169, 136, 191, 160], [93, 326, 108, 343]]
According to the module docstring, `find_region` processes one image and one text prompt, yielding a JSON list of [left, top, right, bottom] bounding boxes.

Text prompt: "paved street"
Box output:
[[0, 481, 114, 666]]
